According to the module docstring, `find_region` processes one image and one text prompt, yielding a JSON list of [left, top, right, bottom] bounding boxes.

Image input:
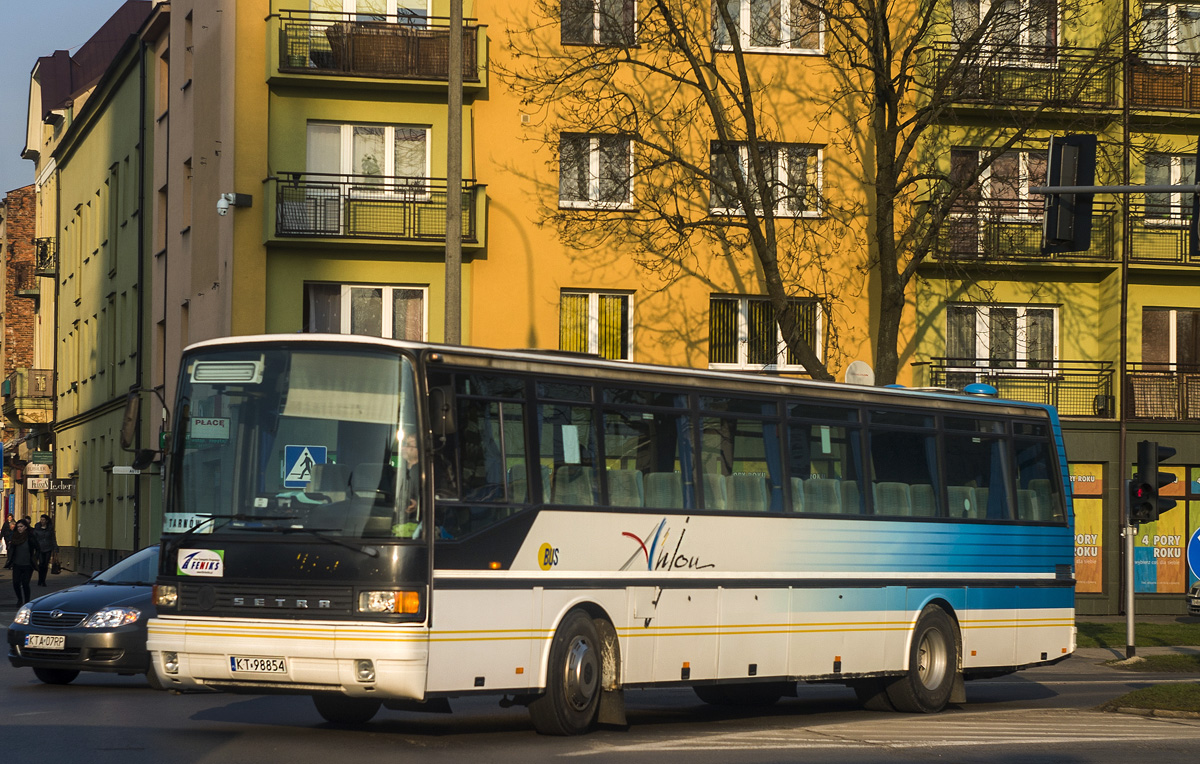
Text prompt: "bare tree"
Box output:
[[496, 0, 1125, 383]]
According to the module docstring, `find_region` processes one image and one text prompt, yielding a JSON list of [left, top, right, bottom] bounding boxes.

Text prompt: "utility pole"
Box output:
[[444, 0, 464, 345]]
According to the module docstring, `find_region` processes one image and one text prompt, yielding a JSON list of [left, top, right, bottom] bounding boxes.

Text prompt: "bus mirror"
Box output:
[[430, 386, 457, 437], [120, 393, 140, 451]]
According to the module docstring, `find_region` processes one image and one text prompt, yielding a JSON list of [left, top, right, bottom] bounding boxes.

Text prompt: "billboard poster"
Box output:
[[1069, 463, 1104, 593]]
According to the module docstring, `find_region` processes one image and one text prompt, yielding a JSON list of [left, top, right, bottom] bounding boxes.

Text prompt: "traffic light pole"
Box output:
[[1125, 496, 1136, 658]]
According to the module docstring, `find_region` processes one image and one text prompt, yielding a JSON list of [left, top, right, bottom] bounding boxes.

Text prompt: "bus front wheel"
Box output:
[[529, 609, 602, 735], [886, 605, 958, 714], [312, 694, 382, 726]]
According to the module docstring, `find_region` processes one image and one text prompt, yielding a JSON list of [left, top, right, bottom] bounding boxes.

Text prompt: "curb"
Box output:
[[1114, 707, 1200, 719]]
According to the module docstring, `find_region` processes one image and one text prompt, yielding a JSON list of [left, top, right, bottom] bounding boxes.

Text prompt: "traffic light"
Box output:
[[1042, 134, 1097, 254], [1128, 440, 1178, 525]]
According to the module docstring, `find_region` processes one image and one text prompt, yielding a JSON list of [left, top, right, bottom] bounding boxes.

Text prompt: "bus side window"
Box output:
[[1014, 437, 1063, 522]]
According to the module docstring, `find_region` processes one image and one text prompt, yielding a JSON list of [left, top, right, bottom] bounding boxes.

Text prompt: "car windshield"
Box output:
[[93, 546, 160, 585]]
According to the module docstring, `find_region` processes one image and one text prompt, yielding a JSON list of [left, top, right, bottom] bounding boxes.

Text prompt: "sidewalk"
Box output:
[[0, 559, 91, 611]]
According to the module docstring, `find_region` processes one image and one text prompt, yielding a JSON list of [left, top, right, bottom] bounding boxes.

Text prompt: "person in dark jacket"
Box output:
[[6, 518, 41, 606], [0, 517, 14, 556], [32, 514, 58, 586]]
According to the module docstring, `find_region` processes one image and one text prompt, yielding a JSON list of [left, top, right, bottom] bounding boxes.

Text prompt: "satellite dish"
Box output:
[[844, 360, 875, 386]]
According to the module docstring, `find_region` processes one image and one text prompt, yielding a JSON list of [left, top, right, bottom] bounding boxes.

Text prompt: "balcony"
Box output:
[[8, 260, 38, 297], [930, 43, 1119, 110], [926, 359, 1115, 418], [272, 11, 485, 91], [1128, 202, 1200, 265], [1126, 363, 1200, 421], [268, 173, 485, 246], [1129, 53, 1200, 112], [1, 368, 55, 426], [34, 237, 56, 277], [932, 199, 1118, 263]]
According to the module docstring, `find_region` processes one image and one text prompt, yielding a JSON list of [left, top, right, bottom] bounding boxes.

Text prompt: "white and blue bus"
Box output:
[[147, 335, 1075, 733]]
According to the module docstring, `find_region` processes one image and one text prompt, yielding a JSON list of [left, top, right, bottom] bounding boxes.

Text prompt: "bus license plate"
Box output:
[[25, 634, 65, 650], [230, 656, 287, 674]]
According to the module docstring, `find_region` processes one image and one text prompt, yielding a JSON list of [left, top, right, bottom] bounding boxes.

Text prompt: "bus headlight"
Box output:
[[355, 659, 376, 682], [153, 584, 178, 608], [358, 590, 421, 614], [163, 651, 179, 675]]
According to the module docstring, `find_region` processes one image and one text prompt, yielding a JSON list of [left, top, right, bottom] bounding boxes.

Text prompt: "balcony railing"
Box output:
[[930, 42, 1119, 109], [1129, 53, 1200, 111], [1126, 363, 1200, 420], [933, 199, 1117, 263], [1127, 202, 1200, 265], [34, 237, 56, 276], [926, 358, 1115, 418], [271, 173, 480, 242], [277, 11, 479, 81]]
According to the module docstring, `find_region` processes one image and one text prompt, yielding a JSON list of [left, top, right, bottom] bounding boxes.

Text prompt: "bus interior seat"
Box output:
[[607, 468, 645, 508], [506, 465, 530, 503], [1028, 479, 1055, 519], [974, 487, 991, 519], [790, 477, 805, 512], [645, 472, 684, 509], [731, 473, 769, 512], [804, 477, 842, 514], [947, 486, 977, 519], [350, 463, 392, 501], [841, 480, 863, 514], [873, 482, 912, 516], [1017, 489, 1041, 520], [310, 462, 350, 502], [703, 473, 727, 510], [552, 465, 595, 506], [909, 483, 937, 516]]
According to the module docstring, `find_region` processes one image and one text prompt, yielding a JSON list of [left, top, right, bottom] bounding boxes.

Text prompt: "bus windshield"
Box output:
[[164, 346, 421, 540]]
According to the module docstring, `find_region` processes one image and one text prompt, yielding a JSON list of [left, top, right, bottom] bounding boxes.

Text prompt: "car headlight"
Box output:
[[13, 604, 32, 626], [84, 607, 142, 628]]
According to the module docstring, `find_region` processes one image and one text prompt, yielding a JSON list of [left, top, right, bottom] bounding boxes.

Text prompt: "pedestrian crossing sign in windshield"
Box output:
[[283, 445, 327, 488]]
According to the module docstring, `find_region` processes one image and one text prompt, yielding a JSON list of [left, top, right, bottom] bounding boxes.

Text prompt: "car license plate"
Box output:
[[25, 634, 65, 650], [230, 656, 287, 674]]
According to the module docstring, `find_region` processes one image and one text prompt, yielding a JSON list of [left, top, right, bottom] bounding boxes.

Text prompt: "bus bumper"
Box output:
[[147, 616, 429, 699]]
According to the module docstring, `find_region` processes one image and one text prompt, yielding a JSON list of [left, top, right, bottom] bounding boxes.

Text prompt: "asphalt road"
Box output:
[[5, 566, 1200, 763]]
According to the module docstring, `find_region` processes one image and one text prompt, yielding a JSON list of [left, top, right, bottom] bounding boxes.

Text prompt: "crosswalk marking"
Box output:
[[564, 710, 1200, 755]]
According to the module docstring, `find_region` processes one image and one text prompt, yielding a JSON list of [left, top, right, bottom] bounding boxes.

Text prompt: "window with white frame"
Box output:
[[713, 0, 821, 52], [1143, 3, 1200, 62], [562, 0, 636, 46], [710, 142, 821, 215], [559, 291, 632, 360], [950, 148, 1045, 214], [304, 282, 427, 340], [1144, 152, 1196, 221], [559, 133, 634, 208], [308, 122, 428, 186], [1143, 307, 1200, 367], [709, 296, 821, 370], [951, 0, 1057, 53], [310, 0, 428, 22], [947, 303, 1056, 370]]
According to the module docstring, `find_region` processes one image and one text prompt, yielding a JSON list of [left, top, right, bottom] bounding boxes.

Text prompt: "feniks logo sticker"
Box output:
[[177, 548, 225, 577]]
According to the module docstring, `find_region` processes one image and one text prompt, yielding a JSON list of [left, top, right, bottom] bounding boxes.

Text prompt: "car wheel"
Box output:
[[312, 695, 381, 726], [33, 667, 80, 685]]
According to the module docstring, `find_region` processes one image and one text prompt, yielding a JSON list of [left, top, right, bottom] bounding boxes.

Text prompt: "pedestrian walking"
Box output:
[[0, 517, 13, 558], [32, 514, 58, 586], [5, 518, 42, 607]]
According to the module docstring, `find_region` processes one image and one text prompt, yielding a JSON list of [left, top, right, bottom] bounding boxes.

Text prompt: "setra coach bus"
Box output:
[[147, 334, 1075, 733]]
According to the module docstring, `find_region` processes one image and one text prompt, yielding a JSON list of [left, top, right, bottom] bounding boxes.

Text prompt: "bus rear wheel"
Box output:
[[312, 694, 382, 726], [886, 605, 958, 714], [529, 609, 602, 735]]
